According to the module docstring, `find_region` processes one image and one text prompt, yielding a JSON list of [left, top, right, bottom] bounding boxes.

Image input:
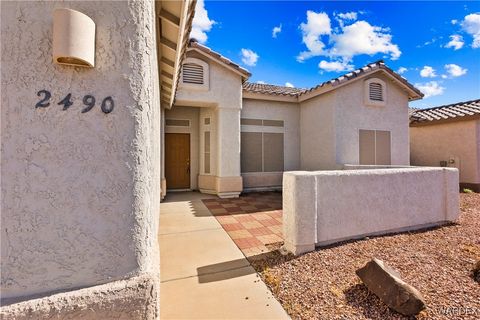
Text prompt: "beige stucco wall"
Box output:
[[334, 73, 410, 166], [1, 0, 161, 309], [165, 106, 200, 190], [241, 98, 300, 189], [299, 72, 410, 170], [410, 119, 480, 184], [300, 91, 337, 170], [283, 167, 459, 255], [174, 50, 243, 197]]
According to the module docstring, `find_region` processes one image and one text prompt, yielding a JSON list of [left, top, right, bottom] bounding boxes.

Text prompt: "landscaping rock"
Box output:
[[356, 258, 426, 316], [473, 260, 480, 283]]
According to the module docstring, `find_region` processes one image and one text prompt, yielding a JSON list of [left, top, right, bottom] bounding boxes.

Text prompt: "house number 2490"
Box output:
[[35, 90, 114, 114]]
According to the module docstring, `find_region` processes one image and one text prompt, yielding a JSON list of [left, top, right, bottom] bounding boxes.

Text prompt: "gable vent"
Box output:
[[369, 82, 383, 101], [182, 63, 204, 84]]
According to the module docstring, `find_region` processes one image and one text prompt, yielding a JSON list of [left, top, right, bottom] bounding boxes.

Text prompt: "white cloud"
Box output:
[[285, 82, 294, 88], [190, 0, 215, 44], [462, 13, 480, 48], [297, 11, 332, 61], [397, 67, 408, 74], [415, 81, 445, 98], [451, 19, 458, 25], [445, 34, 464, 50], [336, 12, 358, 21], [318, 60, 354, 72], [329, 21, 401, 61], [420, 66, 437, 78], [296, 11, 401, 71], [272, 24, 282, 38], [256, 80, 266, 84], [240, 48, 259, 66], [334, 11, 359, 27], [444, 63, 467, 77]]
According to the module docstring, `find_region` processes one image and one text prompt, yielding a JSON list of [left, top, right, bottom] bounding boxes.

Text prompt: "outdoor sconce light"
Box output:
[[53, 8, 95, 68]]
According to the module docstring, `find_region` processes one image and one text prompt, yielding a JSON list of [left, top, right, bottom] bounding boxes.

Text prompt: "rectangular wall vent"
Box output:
[[369, 82, 383, 101], [182, 63, 204, 85]]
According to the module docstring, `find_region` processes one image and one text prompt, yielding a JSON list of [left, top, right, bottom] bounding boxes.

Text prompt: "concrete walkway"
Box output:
[[159, 192, 289, 320]]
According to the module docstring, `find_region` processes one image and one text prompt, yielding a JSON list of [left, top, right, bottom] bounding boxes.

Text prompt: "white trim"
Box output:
[[243, 91, 298, 103], [165, 118, 191, 127], [241, 125, 284, 133], [298, 69, 421, 102], [188, 47, 249, 79]]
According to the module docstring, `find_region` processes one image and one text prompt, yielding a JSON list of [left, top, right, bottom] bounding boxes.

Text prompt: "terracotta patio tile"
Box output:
[[228, 229, 252, 239], [240, 221, 263, 229], [235, 215, 256, 223], [205, 204, 223, 209], [225, 206, 242, 213], [253, 213, 273, 221], [216, 216, 237, 224], [222, 223, 244, 231], [248, 227, 273, 236], [234, 237, 262, 249], [210, 208, 228, 215], [259, 219, 281, 227], [239, 206, 257, 211], [257, 234, 283, 245]]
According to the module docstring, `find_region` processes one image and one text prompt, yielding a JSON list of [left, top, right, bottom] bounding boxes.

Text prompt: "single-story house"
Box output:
[[161, 40, 423, 198], [410, 99, 480, 192]]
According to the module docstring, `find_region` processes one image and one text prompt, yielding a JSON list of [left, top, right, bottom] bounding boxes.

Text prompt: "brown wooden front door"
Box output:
[[165, 133, 190, 189]]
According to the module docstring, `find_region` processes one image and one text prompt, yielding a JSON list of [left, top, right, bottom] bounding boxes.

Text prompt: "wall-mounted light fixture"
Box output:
[[53, 8, 95, 68]]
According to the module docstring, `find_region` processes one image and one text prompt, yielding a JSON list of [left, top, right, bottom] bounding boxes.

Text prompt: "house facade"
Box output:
[[161, 40, 423, 198], [410, 99, 480, 192]]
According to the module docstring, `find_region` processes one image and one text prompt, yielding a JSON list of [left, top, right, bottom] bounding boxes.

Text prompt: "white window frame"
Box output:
[[364, 78, 387, 107], [179, 57, 209, 91]]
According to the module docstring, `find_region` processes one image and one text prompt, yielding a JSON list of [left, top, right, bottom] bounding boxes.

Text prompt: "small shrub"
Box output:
[[462, 188, 474, 194]]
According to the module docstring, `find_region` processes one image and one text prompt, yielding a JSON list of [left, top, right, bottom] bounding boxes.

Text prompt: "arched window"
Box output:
[[365, 78, 386, 106], [180, 57, 209, 90]]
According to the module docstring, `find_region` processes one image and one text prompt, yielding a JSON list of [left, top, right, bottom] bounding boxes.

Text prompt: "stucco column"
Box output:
[[282, 172, 317, 255], [215, 107, 242, 197], [1, 0, 161, 316]]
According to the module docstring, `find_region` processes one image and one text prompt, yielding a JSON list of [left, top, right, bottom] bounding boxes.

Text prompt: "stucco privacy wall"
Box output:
[[1, 0, 160, 305], [410, 120, 480, 186], [283, 168, 459, 255]]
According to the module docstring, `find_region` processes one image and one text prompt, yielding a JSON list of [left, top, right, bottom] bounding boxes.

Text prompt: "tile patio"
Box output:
[[202, 192, 284, 257]]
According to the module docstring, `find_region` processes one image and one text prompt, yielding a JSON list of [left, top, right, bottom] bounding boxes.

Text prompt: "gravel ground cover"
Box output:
[[250, 193, 480, 320]]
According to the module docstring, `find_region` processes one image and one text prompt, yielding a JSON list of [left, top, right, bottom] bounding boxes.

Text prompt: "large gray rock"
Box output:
[[356, 258, 426, 316]]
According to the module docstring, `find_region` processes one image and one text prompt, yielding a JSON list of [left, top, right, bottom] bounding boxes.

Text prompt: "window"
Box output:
[[204, 131, 210, 174], [165, 119, 190, 127], [364, 78, 386, 106], [359, 129, 391, 165], [241, 118, 284, 173], [180, 57, 209, 90]]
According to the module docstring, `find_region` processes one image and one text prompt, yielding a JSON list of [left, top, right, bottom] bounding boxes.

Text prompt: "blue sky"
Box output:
[[191, 1, 480, 108]]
